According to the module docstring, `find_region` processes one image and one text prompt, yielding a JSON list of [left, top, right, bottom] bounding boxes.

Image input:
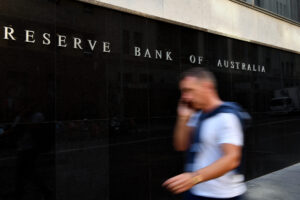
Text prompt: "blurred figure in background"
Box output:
[[12, 100, 53, 200]]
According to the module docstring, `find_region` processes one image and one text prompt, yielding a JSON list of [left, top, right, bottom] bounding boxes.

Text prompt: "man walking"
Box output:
[[163, 68, 247, 200]]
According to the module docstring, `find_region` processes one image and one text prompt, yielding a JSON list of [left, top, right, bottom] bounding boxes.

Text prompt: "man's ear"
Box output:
[[203, 80, 214, 90]]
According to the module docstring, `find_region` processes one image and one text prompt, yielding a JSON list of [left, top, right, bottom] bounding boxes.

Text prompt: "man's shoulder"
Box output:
[[216, 112, 242, 125]]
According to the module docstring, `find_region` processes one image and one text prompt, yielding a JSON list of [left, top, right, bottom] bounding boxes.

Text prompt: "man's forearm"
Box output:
[[192, 153, 241, 184], [173, 116, 192, 151]]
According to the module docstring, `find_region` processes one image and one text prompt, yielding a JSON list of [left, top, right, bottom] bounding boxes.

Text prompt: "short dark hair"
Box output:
[[180, 67, 217, 88]]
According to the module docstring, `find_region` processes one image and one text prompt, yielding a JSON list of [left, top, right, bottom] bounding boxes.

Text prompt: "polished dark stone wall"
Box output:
[[0, 1, 299, 200]]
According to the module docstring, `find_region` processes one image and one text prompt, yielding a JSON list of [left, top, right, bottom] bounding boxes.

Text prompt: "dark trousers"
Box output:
[[184, 191, 243, 200]]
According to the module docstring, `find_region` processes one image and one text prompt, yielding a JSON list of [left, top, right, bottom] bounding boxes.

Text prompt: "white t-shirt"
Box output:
[[186, 112, 247, 198]]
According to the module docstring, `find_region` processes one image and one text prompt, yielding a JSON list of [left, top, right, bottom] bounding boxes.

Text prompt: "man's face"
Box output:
[[179, 76, 208, 110]]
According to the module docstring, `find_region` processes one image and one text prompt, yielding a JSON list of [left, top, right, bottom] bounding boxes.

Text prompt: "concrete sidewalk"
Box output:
[[244, 163, 300, 200]]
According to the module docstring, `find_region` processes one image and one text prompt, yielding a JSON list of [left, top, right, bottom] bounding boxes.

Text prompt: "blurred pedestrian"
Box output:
[[163, 67, 248, 200]]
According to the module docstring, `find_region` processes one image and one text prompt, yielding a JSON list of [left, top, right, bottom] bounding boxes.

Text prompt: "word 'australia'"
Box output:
[[217, 59, 266, 73], [134, 46, 173, 61], [2, 26, 111, 52]]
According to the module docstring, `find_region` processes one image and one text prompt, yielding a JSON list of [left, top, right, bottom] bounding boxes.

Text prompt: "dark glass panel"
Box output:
[[0, 0, 56, 199], [109, 142, 149, 200], [0, 122, 55, 199], [56, 120, 109, 200]]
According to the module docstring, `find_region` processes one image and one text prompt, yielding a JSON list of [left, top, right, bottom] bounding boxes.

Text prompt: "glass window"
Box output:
[[241, 0, 254, 4], [239, 0, 300, 23]]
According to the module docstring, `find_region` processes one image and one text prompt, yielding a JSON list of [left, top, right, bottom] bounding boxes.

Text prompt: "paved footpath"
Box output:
[[243, 163, 300, 200]]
